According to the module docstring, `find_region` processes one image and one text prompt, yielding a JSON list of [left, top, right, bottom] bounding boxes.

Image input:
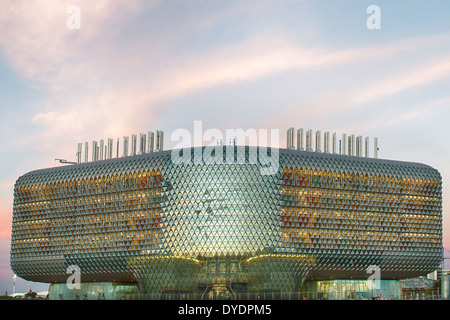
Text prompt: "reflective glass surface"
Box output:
[[10, 146, 442, 295]]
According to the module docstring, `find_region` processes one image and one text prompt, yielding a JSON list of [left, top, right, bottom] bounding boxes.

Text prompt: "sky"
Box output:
[[1, 0, 450, 294]]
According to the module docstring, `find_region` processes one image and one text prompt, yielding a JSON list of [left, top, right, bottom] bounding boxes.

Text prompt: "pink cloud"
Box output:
[[1, 1, 449, 166], [260, 41, 450, 133], [0, 0, 144, 83], [1, 0, 449, 154], [0, 208, 12, 240]]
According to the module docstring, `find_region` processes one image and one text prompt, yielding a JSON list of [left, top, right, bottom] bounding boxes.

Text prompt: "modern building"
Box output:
[[10, 130, 442, 299]]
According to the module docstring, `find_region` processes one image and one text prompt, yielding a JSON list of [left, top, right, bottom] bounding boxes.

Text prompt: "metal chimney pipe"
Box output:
[[139, 133, 146, 154], [332, 133, 337, 154], [123, 136, 129, 157], [324, 131, 330, 153], [348, 134, 355, 156], [156, 131, 161, 152], [358, 135, 363, 156], [342, 134, 347, 155], [374, 137, 378, 159], [148, 131, 154, 153], [352, 134, 356, 156], [131, 134, 137, 156], [348, 136, 352, 156], [306, 129, 312, 151], [297, 128, 304, 151], [356, 136, 362, 157], [99, 139, 104, 160], [156, 130, 164, 152], [92, 141, 98, 162], [365, 136, 369, 157], [84, 142, 89, 163], [315, 130, 322, 152], [107, 138, 113, 160], [77, 143, 82, 164], [287, 127, 295, 149], [286, 128, 290, 149]]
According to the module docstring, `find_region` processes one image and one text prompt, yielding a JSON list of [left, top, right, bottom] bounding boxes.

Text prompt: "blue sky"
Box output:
[[1, 0, 450, 294]]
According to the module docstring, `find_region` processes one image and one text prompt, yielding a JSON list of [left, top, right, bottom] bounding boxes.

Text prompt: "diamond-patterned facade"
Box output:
[[10, 146, 442, 296]]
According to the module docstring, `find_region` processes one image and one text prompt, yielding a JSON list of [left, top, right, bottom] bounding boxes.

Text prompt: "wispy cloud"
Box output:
[[260, 34, 450, 132], [1, 0, 450, 292], [352, 56, 450, 106], [0, 208, 12, 239], [2, 1, 449, 140], [0, 1, 449, 166]]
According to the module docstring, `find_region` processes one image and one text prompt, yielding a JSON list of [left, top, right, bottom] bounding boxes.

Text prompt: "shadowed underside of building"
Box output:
[[10, 146, 442, 299]]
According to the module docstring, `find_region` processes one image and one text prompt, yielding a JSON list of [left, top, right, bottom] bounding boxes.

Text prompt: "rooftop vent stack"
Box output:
[[107, 138, 113, 159], [91, 141, 95, 161], [77, 143, 82, 164], [156, 130, 164, 152], [92, 141, 98, 162], [131, 134, 137, 156], [348, 134, 355, 156], [287, 127, 295, 149], [99, 139, 104, 160], [315, 130, 322, 152], [148, 131, 154, 153], [374, 137, 379, 159], [332, 133, 337, 154], [297, 128, 304, 151], [360, 136, 364, 156], [348, 135, 353, 156], [324, 131, 330, 153], [156, 131, 160, 151], [342, 134, 347, 155], [357, 136, 363, 157], [161, 131, 164, 150], [306, 129, 313, 151], [352, 135, 356, 156], [365, 136, 369, 157], [139, 133, 147, 154], [348, 136, 351, 156], [123, 136, 129, 157], [286, 128, 290, 148], [84, 142, 89, 163]]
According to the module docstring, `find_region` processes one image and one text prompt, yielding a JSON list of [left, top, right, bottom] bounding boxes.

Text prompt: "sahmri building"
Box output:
[[10, 128, 442, 300]]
